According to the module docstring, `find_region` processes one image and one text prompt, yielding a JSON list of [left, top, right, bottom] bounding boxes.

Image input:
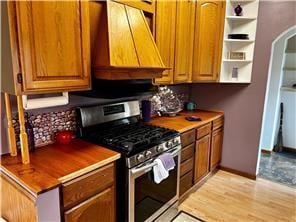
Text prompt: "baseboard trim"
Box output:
[[283, 147, 296, 153], [261, 149, 272, 155], [218, 166, 256, 180]]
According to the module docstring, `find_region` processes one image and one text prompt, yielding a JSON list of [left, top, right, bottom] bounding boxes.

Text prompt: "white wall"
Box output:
[[259, 36, 286, 150], [280, 90, 296, 149], [279, 35, 296, 149]]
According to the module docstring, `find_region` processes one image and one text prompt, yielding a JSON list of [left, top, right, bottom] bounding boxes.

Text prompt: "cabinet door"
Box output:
[[15, 1, 90, 93], [210, 128, 223, 170], [154, 1, 176, 85], [64, 187, 115, 222], [194, 134, 211, 183], [174, 0, 195, 83], [192, 0, 225, 82]]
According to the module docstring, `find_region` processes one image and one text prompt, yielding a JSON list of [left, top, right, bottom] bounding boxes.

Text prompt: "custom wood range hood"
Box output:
[[90, 1, 167, 80]]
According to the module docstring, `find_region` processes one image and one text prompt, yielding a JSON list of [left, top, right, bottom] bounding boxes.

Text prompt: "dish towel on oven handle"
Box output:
[[153, 153, 175, 184]]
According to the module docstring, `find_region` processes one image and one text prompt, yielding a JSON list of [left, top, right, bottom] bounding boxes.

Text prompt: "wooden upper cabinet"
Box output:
[[13, 1, 90, 94], [174, 1, 195, 83], [192, 0, 225, 82], [154, 0, 176, 85]]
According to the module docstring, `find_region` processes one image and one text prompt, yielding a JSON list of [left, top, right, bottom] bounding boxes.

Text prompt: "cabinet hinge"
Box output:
[[17, 73, 23, 84]]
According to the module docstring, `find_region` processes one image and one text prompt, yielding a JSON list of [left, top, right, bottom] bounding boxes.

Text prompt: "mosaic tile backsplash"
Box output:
[[10, 86, 188, 149], [13, 108, 77, 148]]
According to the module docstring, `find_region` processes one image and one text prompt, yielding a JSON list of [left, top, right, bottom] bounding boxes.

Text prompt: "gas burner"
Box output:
[[90, 123, 178, 156], [77, 101, 180, 167]]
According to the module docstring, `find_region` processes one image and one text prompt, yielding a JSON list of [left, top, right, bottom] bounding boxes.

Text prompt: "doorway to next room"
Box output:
[[258, 29, 296, 188]]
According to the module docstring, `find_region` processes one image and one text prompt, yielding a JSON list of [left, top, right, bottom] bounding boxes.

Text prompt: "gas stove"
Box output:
[[76, 101, 180, 168], [87, 123, 180, 168], [76, 100, 181, 222]]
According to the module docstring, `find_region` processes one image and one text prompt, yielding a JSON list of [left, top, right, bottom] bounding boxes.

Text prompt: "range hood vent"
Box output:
[[90, 1, 167, 80]]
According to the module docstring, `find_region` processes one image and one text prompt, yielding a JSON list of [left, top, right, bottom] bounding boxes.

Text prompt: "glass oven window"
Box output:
[[134, 156, 178, 222]]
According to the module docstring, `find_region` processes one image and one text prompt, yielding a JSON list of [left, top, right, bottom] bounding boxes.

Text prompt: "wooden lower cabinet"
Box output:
[[179, 141, 195, 196], [210, 127, 223, 170], [181, 143, 195, 162], [180, 157, 194, 176], [62, 163, 116, 222], [179, 119, 224, 196], [180, 171, 193, 196], [64, 186, 115, 222], [194, 134, 211, 183], [62, 164, 114, 209], [0, 173, 37, 222], [181, 129, 196, 147]]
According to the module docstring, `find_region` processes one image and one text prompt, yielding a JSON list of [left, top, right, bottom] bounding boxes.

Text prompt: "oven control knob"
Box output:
[[145, 151, 152, 158], [166, 141, 173, 148], [156, 145, 163, 152], [137, 154, 145, 162], [173, 138, 179, 145]]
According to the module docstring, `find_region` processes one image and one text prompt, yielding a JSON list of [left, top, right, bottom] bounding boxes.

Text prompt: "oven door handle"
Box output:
[[130, 161, 158, 174], [168, 145, 182, 156], [130, 145, 181, 175]]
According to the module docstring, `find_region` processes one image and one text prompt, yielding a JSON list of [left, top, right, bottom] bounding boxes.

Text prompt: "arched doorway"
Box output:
[[257, 26, 296, 187]]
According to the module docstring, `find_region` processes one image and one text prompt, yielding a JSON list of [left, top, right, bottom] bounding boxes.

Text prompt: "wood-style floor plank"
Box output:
[[179, 170, 296, 222]]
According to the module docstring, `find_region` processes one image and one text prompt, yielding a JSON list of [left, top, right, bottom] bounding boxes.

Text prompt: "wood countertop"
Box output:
[[149, 110, 224, 133], [0, 109, 221, 197], [0, 139, 120, 197]]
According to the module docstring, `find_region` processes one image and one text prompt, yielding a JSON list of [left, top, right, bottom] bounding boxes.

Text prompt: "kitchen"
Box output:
[[1, 1, 296, 222]]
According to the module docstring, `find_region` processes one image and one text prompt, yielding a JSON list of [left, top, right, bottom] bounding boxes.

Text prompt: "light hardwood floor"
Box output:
[[179, 170, 296, 222]]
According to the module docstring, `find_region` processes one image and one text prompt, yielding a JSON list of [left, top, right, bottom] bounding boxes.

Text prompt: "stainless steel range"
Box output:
[[76, 101, 181, 222]]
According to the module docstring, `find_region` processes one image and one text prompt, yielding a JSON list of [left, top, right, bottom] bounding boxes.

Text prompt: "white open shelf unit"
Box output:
[[220, 0, 259, 83]]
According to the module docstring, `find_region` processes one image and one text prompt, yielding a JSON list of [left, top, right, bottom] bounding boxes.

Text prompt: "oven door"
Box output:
[[128, 145, 181, 222]]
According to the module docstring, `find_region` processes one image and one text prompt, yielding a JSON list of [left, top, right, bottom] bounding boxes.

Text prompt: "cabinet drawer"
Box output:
[[181, 129, 195, 147], [196, 123, 211, 139], [180, 157, 194, 176], [62, 163, 114, 209], [213, 116, 224, 130], [179, 170, 193, 196], [181, 143, 194, 162], [64, 186, 115, 222]]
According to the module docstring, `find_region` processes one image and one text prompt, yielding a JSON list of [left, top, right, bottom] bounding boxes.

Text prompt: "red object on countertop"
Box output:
[[55, 131, 75, 144]]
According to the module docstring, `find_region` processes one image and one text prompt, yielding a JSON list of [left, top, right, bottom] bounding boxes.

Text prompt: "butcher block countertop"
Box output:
[[0, 109, 222, 197], [149, 109, 224, 133], [0, 139, 120, 197]]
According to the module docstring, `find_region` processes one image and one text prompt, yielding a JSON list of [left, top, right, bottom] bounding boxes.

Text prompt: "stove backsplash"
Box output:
[[12, 108, 77, 148]]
